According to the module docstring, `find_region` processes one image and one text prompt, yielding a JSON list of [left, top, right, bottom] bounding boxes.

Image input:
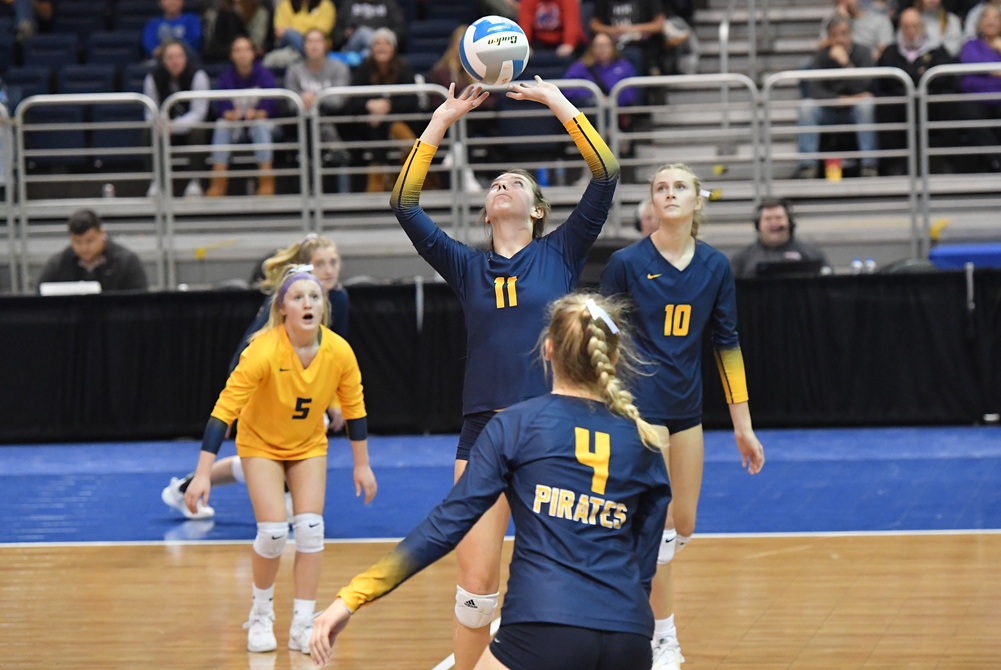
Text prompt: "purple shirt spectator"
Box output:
[[564, 59, 638, 106], [215, 61, 280, 118], [959, 38, 1001, 103]]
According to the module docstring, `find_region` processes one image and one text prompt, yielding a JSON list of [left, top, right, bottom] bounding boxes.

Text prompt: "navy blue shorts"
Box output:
[[490, 622, 651, 670], [455, 410, 496, 461], [651, 415, 701, 435]]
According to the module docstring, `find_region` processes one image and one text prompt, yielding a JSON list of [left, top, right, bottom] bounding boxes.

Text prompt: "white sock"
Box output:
[[677, 534, 692, 552], [292, 599, 315, 622], [654, 614, 676, 641], [252, 584, 274, 612]]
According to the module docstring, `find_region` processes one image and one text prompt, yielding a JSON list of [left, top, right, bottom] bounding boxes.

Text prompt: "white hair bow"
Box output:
[[585, 298, 620, 334]]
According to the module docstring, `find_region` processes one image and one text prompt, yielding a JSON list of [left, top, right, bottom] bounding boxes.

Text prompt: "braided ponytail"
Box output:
[[543, 293, 665, 451]]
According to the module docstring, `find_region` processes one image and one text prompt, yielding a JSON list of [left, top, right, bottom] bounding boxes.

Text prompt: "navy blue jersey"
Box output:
[[228, 287, 350, 374], [392, 114, 619, 415], [337, 394, 671, 637], [601, 237, 748, 420]]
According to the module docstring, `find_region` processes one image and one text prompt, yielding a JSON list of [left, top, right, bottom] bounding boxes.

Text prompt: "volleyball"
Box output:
[[459, 16, 530, 86]]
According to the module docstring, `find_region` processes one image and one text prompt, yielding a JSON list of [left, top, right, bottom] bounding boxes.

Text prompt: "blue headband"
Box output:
[[278, 267, 323, 305]]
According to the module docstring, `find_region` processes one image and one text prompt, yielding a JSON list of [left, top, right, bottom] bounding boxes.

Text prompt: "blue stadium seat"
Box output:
[[87, 31, 142, 66], [3, 67, 52, 108], [407, 52, 439, 76], [57, 64, 116, 94], [52, 2, 107, 41], [408, 19, 461, 40], [23, 34, 79, 70], [409, 36, 450, 55], [580, 1, 595, 40], [398, 0, 417, 25], [114, 1, 161, 32], [122, 62, 154, 93], [0, 31, 14, 72], [92, 104, 147, 166], [529, 50, 574, 69], [23, 105, 86, 166], [425, 2, 474, 22], [203, 61, 229, 87]]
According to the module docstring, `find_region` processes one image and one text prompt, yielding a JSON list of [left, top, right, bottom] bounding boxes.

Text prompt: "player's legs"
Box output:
[[473, 647, 511, 670], [211, 455, 240, 486], [242, 456, 289, 652], [284, 456, 327, 653], [454, 457, 511, 670]]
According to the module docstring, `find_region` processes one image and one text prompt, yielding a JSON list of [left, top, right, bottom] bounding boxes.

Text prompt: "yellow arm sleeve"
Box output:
[[336, 547, 414, 612], [335, 342, 366, 421], [210, 348, 269, 424], [563, 113, 620, 182], [391, 140, 438, 211], [714, 347, 749, 404]]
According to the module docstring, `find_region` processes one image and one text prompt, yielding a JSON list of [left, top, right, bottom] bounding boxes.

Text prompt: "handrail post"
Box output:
[[310, 101, 323, 232], [1, 108, 14, 293]]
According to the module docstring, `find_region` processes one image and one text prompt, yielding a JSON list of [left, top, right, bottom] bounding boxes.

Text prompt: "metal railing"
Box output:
[[763, 67, 919, 257], [1, 105, 13, 293], [918, 62, 1001, 257]]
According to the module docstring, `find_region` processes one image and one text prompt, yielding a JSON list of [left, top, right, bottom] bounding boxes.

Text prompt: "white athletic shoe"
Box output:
[[183, 179, 204, 198], [287, 617, 314, 654], [285, 491, 294, 524], [652, 635, 685, 670], [244, 607, 278, 652], [161, 477, 215, 520]]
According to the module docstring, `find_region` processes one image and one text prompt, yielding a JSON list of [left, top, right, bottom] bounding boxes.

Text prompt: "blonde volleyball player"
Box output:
[[391, 79, 619, 669], [311, 293, 671, 670], [183, 265, 377, 654], [161, 234, 349, 520], [601, 164, 765, 670]]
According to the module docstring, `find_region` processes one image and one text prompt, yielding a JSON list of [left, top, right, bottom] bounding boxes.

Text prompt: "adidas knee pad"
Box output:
[[253, 521, 288, 559], [454, 585, 498, 629], [292, 513, 324, 553], [658, 529, 678, 565], [231, 456, 245, 484]]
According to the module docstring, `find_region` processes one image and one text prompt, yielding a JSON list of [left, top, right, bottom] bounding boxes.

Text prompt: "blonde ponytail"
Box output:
[[544, 293, 666, 451]]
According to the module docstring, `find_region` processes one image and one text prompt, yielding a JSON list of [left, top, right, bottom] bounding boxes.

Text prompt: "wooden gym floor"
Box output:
[[2, 533, 999, 670]]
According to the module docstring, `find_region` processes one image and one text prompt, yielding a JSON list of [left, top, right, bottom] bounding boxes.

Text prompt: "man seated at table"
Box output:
[[37, 209, 148, 292], [729, 198, 830, 279]]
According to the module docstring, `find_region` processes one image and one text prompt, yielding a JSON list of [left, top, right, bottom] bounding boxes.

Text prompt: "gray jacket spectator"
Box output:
[[286, 29, 351, 157], [333, 0, 407, 52], [914, 0, 965, 56], [820, 0, 895, 58], [38, 210, 148, 292], [730, 199, 829, 278], [807, 41, 876, 99]]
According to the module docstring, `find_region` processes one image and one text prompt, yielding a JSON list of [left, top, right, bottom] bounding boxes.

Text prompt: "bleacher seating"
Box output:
[[4, 67, 53, 106], [57, 65, 116, 95], [87, 32, 142, 67], [23, 105, 86, 166], [122, 63, 154, 94], [23, 34, 79, 70], [52, 2, 106, 41], [0, 31, 14, 72], [408, 52, 438, 76], [113, 0, 161, 33], [92, 104, 147, 166]]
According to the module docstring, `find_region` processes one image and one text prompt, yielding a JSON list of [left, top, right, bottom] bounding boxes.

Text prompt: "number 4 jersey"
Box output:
[[601, 237, 748, 421], [210, 324, 366, 460], [336, 394, 671, 637]]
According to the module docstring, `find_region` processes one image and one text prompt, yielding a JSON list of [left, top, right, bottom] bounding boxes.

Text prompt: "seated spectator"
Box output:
[[518, 0, 586, 58], [203, 0, 273, 63], [915, 0, 964, 56], [964, 0, 1001, 39], [797, 16, 879, 179], [143, 40, 211, 197], [820, 0, 894, 59], [346, 27, 417, 192], [38, 210, 148, 292], [333, 0, 406, 54], [729, 198, 830, 279], [273, 0, 336, 55], [206, 36, 280, 197], [144, 0, 203, 59], [1, 0, 52, 41], [590, 0, 667, 75], [635, 198, 658, 236], [959, 4, 1001, 162], [285, 28, 351, 164], [563, 32, 638, 109]]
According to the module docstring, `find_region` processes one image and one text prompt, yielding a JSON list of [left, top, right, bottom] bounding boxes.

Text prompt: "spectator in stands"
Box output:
[[959, 5, 1001, 154], [206, 36, 280, 197], [820, 0, 894, 59], [729, 198, 830, 279], [38, 209, 148, 292], [563, 32, 638, 108], [286, 28, 351, 164], [333, 0, 406, 54], [143, 40, 211, 198], [143, 0, 203, 59], [2, 0, 52, 42], [346, 27, 417, 191], [203, 0, 273, 62], [797, 16, 879, 179], [590, 0, 667, 75], [479, 0, 519, 22], [964, 0, 1001, 39], [636, 198, 658, 236], [518, 0, 586, 58], [915, 0, 965, 55], [273, 0, 336, 54]]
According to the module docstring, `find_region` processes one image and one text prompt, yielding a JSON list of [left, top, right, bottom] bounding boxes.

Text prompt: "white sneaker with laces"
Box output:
[[161, 477, 215, 520], [183, 179, 204, 198], [287, 616, 314, 653], [244, 607, 277, 652], [652, 635, 685, 670]]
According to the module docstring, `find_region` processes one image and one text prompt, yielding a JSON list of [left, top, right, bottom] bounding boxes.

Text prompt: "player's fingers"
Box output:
[[535, 75, 544, 84], [447, 82, 455, 99], [472, 91, 490, 107], [355, 479, 361, 497]]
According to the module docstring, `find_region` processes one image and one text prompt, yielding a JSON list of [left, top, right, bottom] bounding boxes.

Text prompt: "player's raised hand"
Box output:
[[354, 464, 377, 504], [310, 598, 353, 665], [430, 82, 490, 128], [507, 76, 579, 123], [735, 429, 765, 475]]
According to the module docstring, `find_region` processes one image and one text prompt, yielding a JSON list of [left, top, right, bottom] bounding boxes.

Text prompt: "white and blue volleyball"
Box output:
[[459, 16, 530, 86]]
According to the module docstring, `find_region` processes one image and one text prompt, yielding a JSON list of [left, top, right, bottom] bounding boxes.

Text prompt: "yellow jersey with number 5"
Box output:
[[210, 324, 366, 460]]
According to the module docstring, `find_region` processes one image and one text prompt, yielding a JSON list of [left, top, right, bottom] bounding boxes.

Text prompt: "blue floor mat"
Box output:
[[2, 427, 999, 544]]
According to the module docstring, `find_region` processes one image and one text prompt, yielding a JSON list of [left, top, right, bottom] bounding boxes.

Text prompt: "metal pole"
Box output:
[[150, 110, 165, 290], [292, 97, 310, 233], [15, 101, 29, 292], [906, 76, 920, 259], [2, 109, 15, 293], [748, 0, 758, 83], [161, 107, 177, 288], [310, 103, 324, 232], [762, 75, 774, 196]]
